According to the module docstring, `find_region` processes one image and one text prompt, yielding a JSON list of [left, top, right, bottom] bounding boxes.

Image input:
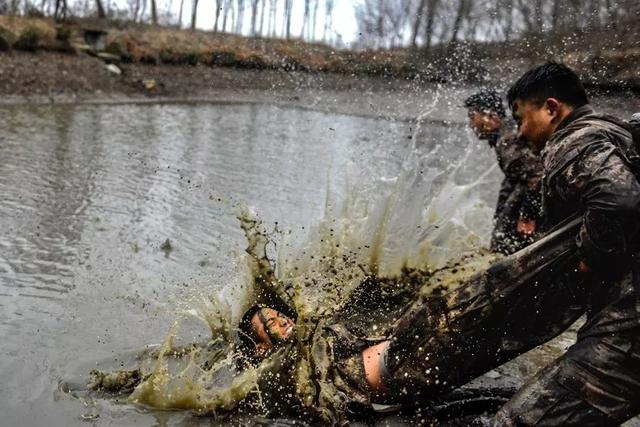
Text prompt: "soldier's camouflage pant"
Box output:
[[496, 332, 640, 426], [382, 218, 640, 425]]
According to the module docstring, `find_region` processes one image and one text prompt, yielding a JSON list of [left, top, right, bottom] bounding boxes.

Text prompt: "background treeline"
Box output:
[[355, 0, 640, 49], [0, 0, 341, 44], [1, 0, 639, 49]]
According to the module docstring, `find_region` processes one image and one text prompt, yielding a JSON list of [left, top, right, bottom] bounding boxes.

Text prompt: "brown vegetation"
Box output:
[[0, 15, 638, 91]]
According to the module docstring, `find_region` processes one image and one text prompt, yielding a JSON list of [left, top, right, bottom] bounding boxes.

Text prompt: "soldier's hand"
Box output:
[[577, 260, 591, 273], [517, 218, 536, 236]]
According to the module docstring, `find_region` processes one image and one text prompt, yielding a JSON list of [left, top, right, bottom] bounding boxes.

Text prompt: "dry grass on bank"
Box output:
[[0, 15, 638, 87], [0, 15, 419, 77]]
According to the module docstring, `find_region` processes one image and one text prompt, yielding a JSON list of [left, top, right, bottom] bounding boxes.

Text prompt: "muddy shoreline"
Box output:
[[2, 51, 639, 126]]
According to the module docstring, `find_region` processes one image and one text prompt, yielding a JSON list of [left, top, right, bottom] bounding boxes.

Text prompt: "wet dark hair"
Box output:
[[237, 302, 297, 366], [237, 304, 264, 365], [507, 62, 589, 109], [464, 90, 506, 118]]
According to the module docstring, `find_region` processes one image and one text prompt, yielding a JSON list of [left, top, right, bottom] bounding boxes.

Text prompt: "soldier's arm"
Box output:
[[495, 177, 513, 216], [574, 144, 640, 271], [497, 137, 543, 225]]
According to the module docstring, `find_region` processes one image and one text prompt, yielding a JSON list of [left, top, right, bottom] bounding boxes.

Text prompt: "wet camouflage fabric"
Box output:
[[377, 218, 586, 404], [375, 106, 640, 425], [496, 326, 640, 426], [494, 105, 640, 425], [540, 105, 640, 278], [490, 128, 543, 255]]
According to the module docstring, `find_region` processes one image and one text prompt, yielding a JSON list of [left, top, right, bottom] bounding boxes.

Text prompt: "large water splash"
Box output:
[[82, 93, 503, 421]]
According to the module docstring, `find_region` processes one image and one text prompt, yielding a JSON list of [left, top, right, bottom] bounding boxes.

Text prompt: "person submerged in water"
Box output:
[[232, 216, 594, 423], [238, 304, 391, 398], [87, 233, 500, 424]]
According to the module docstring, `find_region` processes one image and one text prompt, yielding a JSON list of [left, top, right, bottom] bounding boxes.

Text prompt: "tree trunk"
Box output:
[[503, 0, 514, 41], [312, 0, 319, 40], [54, 0, 67, 20], [424, 0, 438, 49], [284, 0, 292, 39], [551, 0, 561, 33], [213, 0, 221, 31], [235, 0, 244, 34], [250, 0, 258, 35], [178, 0, 185, 26], [449, 0, 469, 44], [150, 0, 158, 24], [258, 0, 266, 35], [301, 0, 310, 39], [222, 0, 230, 31], [533, 0, 543, 33], [271, 0, 277, 37], [411, 0, 427, 48], [190, 0, 199, 30], [323, 0, 334, 42], [95, 0, 106, 18]]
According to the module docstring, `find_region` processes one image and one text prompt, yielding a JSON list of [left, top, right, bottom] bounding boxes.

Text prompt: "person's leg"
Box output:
[[496, 333, 640, 426]]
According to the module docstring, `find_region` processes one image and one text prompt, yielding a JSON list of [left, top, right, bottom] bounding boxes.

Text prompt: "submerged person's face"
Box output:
[[250, 307, 295, 356]]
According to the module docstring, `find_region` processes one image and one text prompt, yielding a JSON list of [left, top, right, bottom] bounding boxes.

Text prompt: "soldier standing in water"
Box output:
[[464, 90, 543, 254]]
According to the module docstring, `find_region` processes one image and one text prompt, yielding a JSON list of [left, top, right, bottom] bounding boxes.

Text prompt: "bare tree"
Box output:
[[235, 0, 245, 34], [258, 0, 266, 35], [283, 0, 293, 39], [92, 0, 106, 17], [502, 0, 514, 40], [268, 0, 276, 36], [423, 0, 439, 48], [323, 0, 334, 42], [222, 0, 236, 32], [533, 0, 543, 33], [150, 0, 157, 24], [178, 0, 185, 26], [190, 0, 199, 30], [301, 0, 311, 39], [411, 0, 427, 48], [250, 0, 258, 35], [449, 0, 470, 43], [54, 0, 67, 20], [213, 0, 223, 31], [128, 0, 142, 22], [312, 0, 319, 40]]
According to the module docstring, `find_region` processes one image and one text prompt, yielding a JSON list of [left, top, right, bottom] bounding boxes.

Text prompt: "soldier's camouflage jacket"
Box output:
[[376, 105, 640, 405], [490, 126, 543, 254]]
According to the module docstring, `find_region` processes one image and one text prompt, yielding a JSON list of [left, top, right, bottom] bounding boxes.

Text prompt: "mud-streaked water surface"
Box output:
[[0, 101, 503, 426]]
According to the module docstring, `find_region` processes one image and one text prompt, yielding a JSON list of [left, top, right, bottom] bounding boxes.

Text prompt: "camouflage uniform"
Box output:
[[490, 127, 543, 255], [366, 106, 640, 425], [496, 105, 640, 425]]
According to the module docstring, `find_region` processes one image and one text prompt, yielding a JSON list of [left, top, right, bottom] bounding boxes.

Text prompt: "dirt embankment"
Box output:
[[0, 15, 638, 105]]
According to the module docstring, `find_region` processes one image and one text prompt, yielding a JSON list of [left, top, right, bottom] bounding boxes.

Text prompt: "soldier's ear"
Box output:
[[544, 98, 562, 122]]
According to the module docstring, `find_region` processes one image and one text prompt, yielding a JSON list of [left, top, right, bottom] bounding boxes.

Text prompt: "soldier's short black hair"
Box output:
[[507, 62, 589, 109], [464, 90, 506, 118]]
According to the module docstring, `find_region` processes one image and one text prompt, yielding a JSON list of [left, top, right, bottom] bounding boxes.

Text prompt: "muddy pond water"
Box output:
[[0, 98, 632, 426]]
